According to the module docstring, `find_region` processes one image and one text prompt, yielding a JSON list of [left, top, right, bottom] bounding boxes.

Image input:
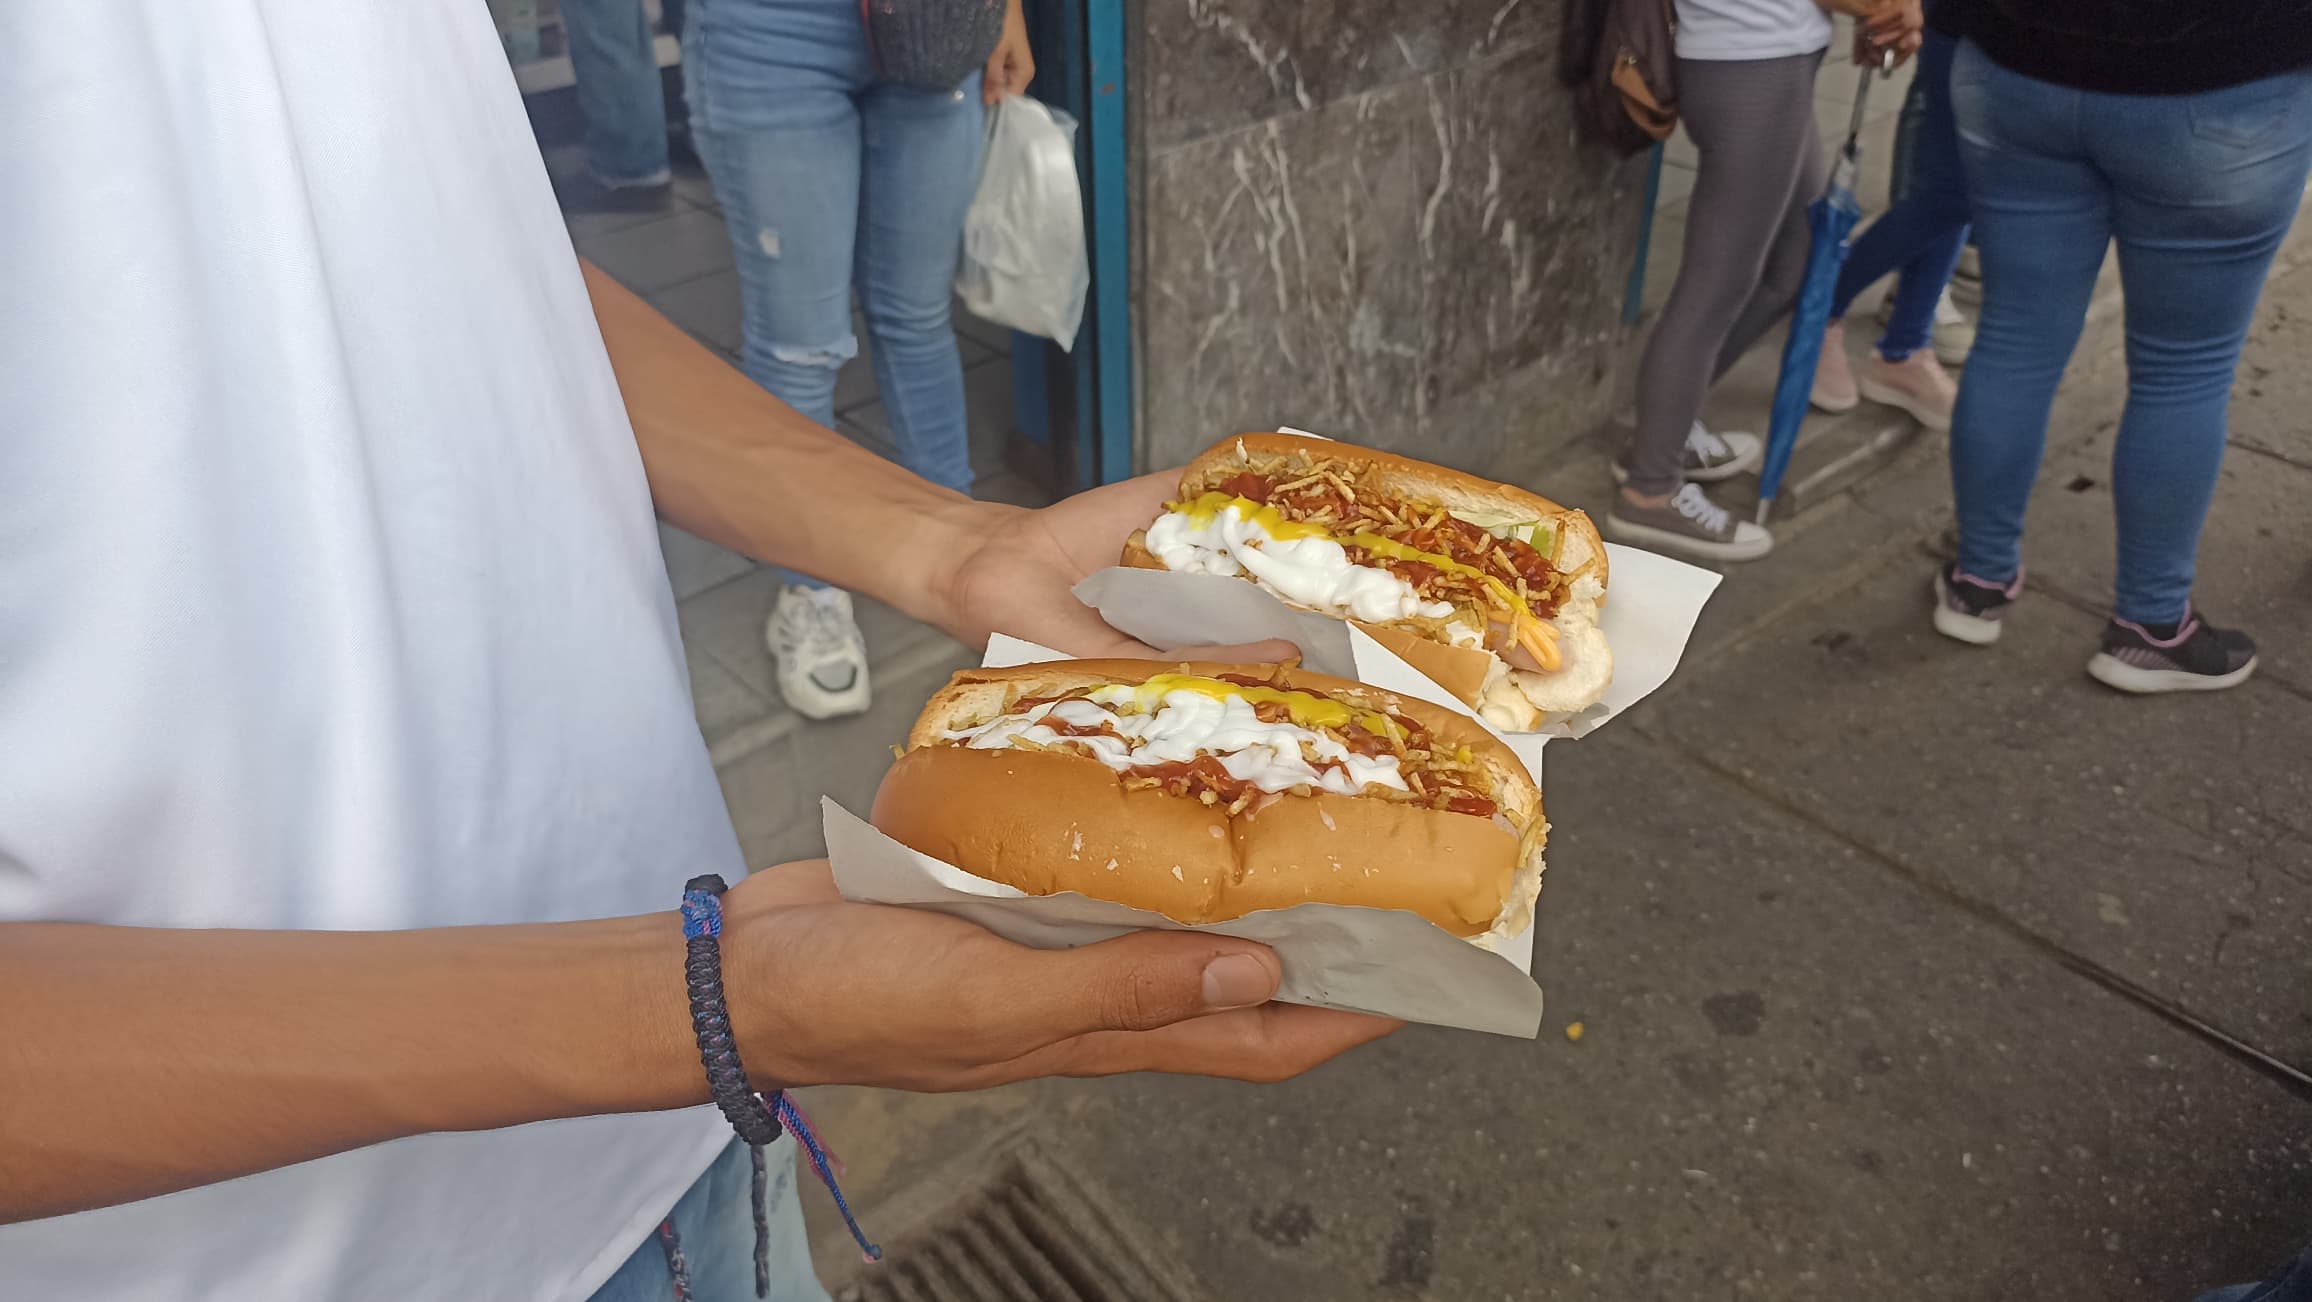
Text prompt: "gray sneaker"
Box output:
[[1605, 482, 1774, 562]]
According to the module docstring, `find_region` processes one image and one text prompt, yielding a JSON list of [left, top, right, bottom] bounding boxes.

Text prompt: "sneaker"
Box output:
[[1813, 319, 1859, 413], [1930, 290, 1976, 366], [1931, 562, 2022, 645], [1611, 421, 1764, 486], [554, 170, 675, 216], [766, 586, 872, 719], [1858, 348, 1958, 431], [1605, 482, 1774, 562], [1874, 288, 1977, 367], [1948, 245, 1982, 308], [2087, 608, 2258, 694]]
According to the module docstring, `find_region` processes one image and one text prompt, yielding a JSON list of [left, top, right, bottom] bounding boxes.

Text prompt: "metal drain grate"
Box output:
[[824, 1137, 1207, 1302]]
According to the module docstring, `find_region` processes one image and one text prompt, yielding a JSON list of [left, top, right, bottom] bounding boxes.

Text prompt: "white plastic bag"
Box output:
[[956, 95, 1089, 351]]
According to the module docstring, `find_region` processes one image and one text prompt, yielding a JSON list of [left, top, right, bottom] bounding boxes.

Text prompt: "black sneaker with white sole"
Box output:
[[2087, 608, 2258, 694], [1931, 562, 2021, 645]]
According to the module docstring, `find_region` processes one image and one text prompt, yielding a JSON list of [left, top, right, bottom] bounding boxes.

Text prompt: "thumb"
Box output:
[[1020, 932, 1284, 1039]]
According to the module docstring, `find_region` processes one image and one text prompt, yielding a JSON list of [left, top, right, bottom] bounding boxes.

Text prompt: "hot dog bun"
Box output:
[[871, 660, 1546, 947]]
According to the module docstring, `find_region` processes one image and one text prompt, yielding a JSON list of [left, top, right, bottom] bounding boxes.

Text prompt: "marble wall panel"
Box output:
[[1137, 27, 1648, 472], [1141, 0, 1557, 152], [1141, 75, 1439, 466], [1420, 43, 1647, 464]]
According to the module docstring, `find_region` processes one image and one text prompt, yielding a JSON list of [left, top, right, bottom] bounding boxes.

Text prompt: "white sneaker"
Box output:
[[1611, 421, 1764, 485], [1930, 289, 1975, 366], [1948, 245, 1982, 307], [765, 586, 871, 720]]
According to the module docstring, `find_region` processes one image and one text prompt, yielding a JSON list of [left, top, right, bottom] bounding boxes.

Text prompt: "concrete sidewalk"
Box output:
[[723, 229, 2308, 1302]]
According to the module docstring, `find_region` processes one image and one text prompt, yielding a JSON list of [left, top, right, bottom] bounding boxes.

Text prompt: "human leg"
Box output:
[[854, 73, 987, 497], [2090, 69, 2312, 626], [562, 0, 672, 186], [685, 0, 879, 714], [1942, 41, 2110, 590], [1624, 51, 1823, 501]]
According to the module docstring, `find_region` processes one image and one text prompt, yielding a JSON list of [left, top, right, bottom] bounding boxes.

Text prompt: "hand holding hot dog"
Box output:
[[720, 859, 1400, 1088], [929, 472, 1296, 663]]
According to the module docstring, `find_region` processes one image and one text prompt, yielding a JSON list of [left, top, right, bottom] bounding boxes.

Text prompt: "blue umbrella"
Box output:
[[1755, 50, 1897, 524]]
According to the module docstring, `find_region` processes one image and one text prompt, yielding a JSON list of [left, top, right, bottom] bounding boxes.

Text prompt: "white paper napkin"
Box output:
[[1074, 542, 1718, 742]]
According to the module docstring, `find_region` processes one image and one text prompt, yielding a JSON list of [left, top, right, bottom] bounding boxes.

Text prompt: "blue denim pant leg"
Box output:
[[1947, 43, 2312, 620], [683, 0, 983, 591], [561, 0, 672, 186], [1830, 28, 1968, 360], [2200, 1243, 2312, 1302], [590, 1138, 828, 1302], [2094, 71, 2312, 623]]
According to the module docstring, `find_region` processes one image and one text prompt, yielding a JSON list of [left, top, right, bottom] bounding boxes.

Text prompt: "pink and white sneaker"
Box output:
[[1860, 349, 1958, 431]]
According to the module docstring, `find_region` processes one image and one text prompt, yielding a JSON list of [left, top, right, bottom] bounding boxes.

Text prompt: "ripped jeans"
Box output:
[[683, 0, 982, 589]]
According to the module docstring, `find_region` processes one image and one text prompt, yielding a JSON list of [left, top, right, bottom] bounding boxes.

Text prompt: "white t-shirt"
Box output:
[[1675, 0, 1835, 60], [0, 2, 740, 1297]]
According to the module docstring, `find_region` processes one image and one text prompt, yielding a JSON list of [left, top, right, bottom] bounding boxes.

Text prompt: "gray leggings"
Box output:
[[1629, 49, 1829, 497]]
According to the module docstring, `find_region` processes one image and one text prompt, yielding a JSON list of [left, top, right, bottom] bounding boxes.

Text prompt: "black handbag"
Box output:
[[859, 0, 1007, 93]]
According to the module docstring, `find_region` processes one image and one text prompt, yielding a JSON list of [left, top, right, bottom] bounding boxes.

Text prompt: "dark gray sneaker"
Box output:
[[1604, 482, 1774, 562], [2087, 608, 2258, 694], [1931, 562, 2022, 645]]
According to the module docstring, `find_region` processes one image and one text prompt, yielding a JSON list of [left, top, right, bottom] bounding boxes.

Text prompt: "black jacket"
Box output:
[[1939, 0, 2312, 95]]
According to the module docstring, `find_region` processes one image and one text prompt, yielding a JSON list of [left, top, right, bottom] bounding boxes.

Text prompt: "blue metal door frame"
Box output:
[[1009, 0, 1134, 491]]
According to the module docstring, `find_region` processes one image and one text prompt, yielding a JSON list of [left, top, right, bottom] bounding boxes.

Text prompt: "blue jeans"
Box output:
[[1946, 44, 2312, 626], [561, 0, 673, 186], [683, 0, 983, 590], [2201, 1244, 2312, 1302], [589, 1139, 828, 1302], [1831, 28, 1969, 360]]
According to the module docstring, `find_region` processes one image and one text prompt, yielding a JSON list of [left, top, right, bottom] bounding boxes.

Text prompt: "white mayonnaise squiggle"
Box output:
[[1144, 505, 1453, 624], [943, 690, 1407, 796]]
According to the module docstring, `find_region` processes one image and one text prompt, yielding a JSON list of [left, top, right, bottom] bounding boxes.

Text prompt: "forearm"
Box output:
[[582, 261, 995, 625], [0, 913, 699, 1223]]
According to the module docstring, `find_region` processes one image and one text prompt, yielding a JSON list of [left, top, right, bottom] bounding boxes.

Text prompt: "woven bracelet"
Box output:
[[679, 874, 784, 1147], [674, 873, 880, 1283]]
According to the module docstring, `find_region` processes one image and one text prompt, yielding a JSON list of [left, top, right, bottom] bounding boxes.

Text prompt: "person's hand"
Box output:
[[982, 0, 1035, 105], [1852, 26, 1919, 65], [722, 860, 1400, 1089], [929, 472, 1291, 660], [1852, 0, 1922, 63]]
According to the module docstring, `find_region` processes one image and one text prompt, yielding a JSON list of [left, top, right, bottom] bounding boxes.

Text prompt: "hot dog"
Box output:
[[870, 660, 1546, 946], [1122, 433, 1612, 731]]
